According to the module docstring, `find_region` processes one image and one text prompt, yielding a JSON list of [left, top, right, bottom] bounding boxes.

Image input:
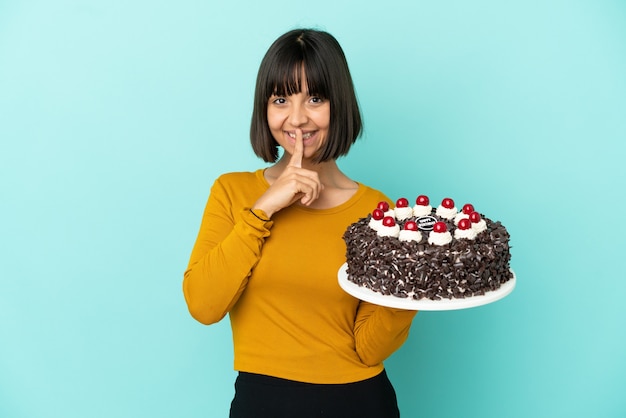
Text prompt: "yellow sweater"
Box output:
[[183, 169, 417, 384]]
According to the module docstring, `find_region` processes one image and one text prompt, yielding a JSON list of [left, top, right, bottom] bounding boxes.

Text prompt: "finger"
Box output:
[[295, 175, 323, 206], [288, 129, 303, 168]]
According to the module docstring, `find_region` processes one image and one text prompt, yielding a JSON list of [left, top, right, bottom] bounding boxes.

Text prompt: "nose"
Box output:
[[288, 102, 308, 126]]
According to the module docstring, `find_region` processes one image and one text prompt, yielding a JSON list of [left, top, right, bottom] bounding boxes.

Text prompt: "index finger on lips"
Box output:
[[289, 129, 303, 168]]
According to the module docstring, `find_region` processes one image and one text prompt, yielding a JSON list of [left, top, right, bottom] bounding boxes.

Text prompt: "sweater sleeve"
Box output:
[[182, 177, 273, 325], [350, 188, 418, 366], [353, 302, 417, 366]]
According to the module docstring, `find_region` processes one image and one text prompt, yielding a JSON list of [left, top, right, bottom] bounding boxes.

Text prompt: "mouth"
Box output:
[[287, 131, 314, 140]]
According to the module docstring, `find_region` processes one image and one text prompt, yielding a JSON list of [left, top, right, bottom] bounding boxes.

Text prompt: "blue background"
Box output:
[[1, 1, 625, 417]]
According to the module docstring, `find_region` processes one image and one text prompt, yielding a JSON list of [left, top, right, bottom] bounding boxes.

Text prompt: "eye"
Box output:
[[270, 96, 286, 105]]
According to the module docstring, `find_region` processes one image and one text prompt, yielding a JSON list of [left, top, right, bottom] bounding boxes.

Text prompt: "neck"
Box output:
[[265, 155, 358, 192], [271, 154, 341, 182], [264, 154, 359, 209]]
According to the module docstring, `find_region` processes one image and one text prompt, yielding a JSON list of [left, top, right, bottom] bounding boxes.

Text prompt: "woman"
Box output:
[[183, 28, 417, 418]]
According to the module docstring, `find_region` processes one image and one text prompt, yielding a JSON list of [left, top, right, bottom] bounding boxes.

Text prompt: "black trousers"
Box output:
[[229, 369, 400, 418]]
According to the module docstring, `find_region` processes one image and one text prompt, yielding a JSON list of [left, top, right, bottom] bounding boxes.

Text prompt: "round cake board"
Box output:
[[338, 263, 516, 311]]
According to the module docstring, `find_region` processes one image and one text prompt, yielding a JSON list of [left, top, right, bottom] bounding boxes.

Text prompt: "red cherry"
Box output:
[[377, 201, 390, 212], [457, 218, 471, 230], [462, 203, 474, 215], [396, 197, 409, 208], [441, 198, 455, 209], [416, 195, 429, 206], [382, 216, 396, 227], [469, 211, 482, 223], [372, 208, 384, 220], [404, 221, 418, 231], [433, 221, 447, 233]]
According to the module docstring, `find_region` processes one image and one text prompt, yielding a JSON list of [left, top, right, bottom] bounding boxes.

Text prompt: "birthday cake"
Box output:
[[342, 196, 513, 300]]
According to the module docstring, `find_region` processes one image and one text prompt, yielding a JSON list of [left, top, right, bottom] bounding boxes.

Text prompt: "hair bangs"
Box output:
[[266, 52, 330, 100]]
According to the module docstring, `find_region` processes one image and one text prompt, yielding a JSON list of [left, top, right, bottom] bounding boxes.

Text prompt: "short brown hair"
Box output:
[[250, 29, 362, 163]]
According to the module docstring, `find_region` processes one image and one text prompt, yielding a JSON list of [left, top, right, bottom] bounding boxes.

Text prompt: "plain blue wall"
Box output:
[[1, 1, 625, 417]]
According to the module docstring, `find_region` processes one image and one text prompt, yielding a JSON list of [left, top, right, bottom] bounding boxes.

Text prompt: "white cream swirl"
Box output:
[[454, 227, 477, 240], [394, 206, 413, 221], [436, 205, 458, 220], [453, 212, 469, 225], [412, 204, 432, 217], [368, 218, 384, 232], [399, 230, 422, 243], [428, 231, 452, 245], [377, 224, 400, 238], [471, 219, 487, 234]]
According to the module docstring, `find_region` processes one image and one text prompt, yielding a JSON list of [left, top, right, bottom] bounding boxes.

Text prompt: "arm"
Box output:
[[354, 303, 417, 366], [182, 178, 272, 325], [183, 131, 322, 326]]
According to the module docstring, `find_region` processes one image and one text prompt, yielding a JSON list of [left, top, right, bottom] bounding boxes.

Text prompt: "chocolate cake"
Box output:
[[342, 196, 513, 301]]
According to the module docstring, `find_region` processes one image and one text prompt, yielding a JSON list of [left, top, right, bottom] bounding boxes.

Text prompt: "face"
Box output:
[[267, 82, 330, 161]]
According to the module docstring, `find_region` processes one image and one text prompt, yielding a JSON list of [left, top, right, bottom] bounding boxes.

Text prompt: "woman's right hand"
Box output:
[[252, 129, 323, 218]]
